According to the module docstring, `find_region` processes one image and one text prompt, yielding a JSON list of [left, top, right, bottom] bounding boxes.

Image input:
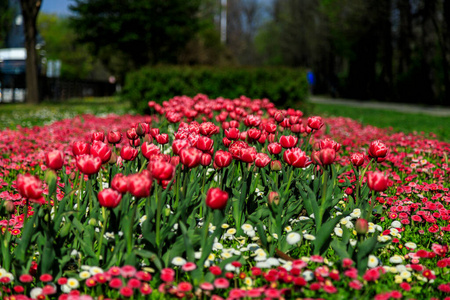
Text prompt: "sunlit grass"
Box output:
[[311, 102, 450, 142]]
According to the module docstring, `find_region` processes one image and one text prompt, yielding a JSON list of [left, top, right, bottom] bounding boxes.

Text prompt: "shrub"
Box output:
[[121, 66, 309, 113]]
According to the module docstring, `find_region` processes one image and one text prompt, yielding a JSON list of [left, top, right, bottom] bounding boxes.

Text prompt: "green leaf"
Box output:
[[313, 215, 345, 255]]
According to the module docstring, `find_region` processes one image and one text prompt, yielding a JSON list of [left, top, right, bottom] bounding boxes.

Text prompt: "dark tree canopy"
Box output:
[[69, 0, 202, 72]]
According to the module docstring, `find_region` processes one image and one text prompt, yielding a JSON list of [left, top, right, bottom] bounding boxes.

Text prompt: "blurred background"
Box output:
[[0, 0, 449, 107]]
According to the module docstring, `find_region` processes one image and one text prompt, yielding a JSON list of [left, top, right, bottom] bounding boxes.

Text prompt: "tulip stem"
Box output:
[[96, 208, 109, 258], [127, 200, 138, 256], [317, 169, 329, 231], [77, 176, 83, 215], [284, 166, 294, 195], [155, 185, 162, 249]]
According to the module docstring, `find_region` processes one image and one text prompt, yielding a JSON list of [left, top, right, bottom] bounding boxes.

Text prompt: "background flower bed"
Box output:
[[0, 95, 449, 299]]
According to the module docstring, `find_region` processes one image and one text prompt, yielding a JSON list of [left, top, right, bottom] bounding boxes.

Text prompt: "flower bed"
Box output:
[[0, 94, 449, 299]]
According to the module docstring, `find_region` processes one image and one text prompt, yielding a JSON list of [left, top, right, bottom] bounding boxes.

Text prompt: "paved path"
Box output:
[[310, 96, 450, 117]]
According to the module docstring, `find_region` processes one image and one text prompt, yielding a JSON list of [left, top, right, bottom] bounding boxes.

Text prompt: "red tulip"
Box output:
[[155, 134, 169, 145], [201, 153, 212, 166], [351, 153, 365, 167], [247, 128, 262, 140], [320, 138, 341, 152], [91, 131, 105, 142], [197, 136, 214, 152], [76, 155, 102, 175], [264, 122, 277, 133], [255, 153, 271, 168], [107, 130, 122, 144], [111, 174, 128, 194], [280, 118, 291, 128], [274, 111, 284, 123], [225, 128, 240, 140], [126, 128, 138, 140], [205, 188, 229, 210], [172, 139, 190, 155], [291, 124, 302, 133], [127, 173, 152, 198], [240, 147, 257, 163], [244, 115, 261, 127], [258, 132, 267, 144], [319, 148, 336, 165], [166, 112, 182, 123], [129, 138, 141, 147], [267, 143, 282, 155], [98, 189, 122, 208], [17, 174, 43, 199], [90, 141, 112, 164], [367, 171, 388, 192], [45, 150, 64, 170], [222, 137, 232, 147], [199, 122, 218, 136], [368, 140, 388, 162], [283, 148, 311, 168], [149, 160, 175, 181], [229, 120, 239, 128], [307, 116, 324, 130], [141, 142, 160, 159], [120, 146, 139, 161], [136, 122, 149, 136], [150, 128, 160, 138], [214, 150, 233, 168], [180, 147, 202, 168], [279, 135, 298, 148], [72, 141, 90, 156], [289, 115, 300, 125]]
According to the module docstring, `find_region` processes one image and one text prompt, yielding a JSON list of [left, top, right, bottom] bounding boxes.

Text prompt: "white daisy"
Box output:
[[286, 232, 301, 245], [171, 256, 187, 266], [367, 255, 379, 268]]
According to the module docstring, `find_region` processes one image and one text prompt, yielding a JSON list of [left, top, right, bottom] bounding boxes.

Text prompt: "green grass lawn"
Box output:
[[310, 102, 450, 142], [0, 97, 135, 130]]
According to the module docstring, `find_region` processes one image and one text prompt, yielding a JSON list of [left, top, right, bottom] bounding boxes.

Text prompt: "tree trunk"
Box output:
[[20, 0, 42, 104]]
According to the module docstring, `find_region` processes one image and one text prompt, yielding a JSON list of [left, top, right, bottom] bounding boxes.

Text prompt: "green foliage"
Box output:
[[0, 0, 14, 48], [69, 0, 202, 76], [121, 66, 309, 113], [38, 14, 104, 80]]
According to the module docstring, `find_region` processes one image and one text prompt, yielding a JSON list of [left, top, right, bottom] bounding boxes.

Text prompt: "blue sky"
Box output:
[[41, 0, 73, 15]]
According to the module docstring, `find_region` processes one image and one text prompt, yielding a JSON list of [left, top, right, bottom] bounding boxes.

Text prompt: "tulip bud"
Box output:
[[136, 123, 146, 137], [4, 201, 14, 213], [108, 152, 117, 165], [89, 218, 97, 226], [268, 191, 280, 205], [270, 160, 282, 171], [355, 218, 369, 234], [205, 188, 229, 210]]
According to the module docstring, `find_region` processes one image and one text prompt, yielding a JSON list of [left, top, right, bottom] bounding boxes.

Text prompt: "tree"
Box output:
[[38, 13, 106, 80], [69, 0, 202, 77], [20, 0, 42, 104], [0, 1, 14, 48]]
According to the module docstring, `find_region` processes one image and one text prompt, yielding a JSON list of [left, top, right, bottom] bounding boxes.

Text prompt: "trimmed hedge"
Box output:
[[121, 66, 309, 113]]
